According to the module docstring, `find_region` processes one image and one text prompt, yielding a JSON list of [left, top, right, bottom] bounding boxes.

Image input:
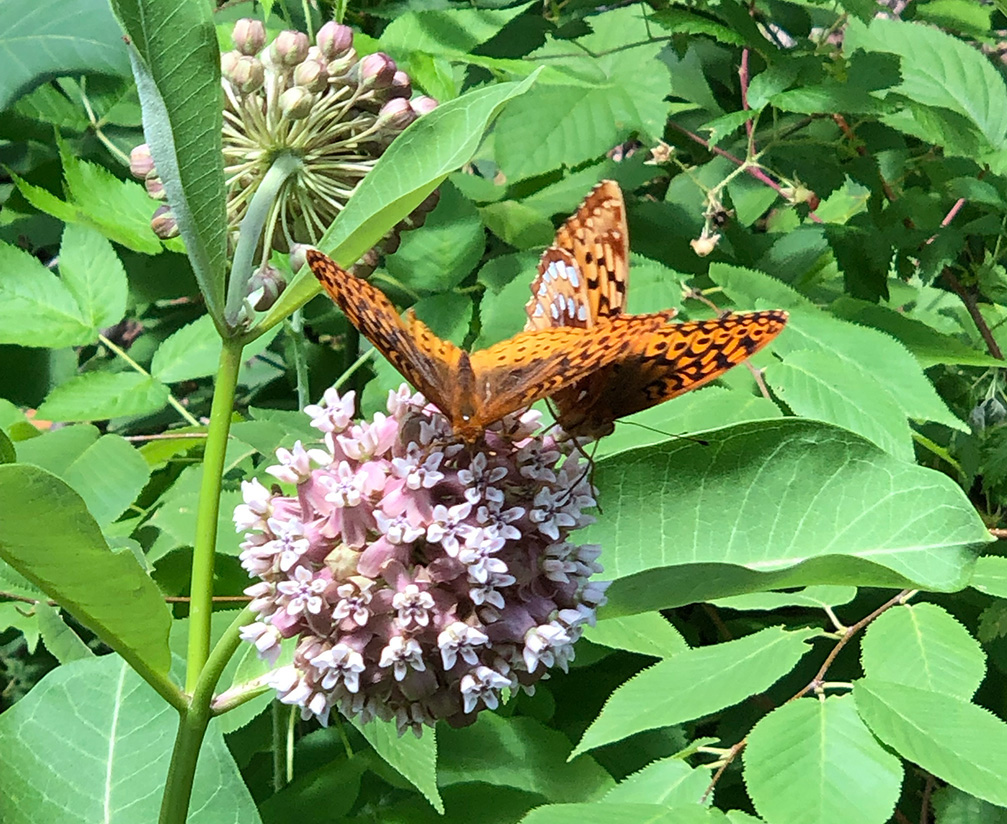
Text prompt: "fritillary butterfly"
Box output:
[[306, 249, 674, 442], [525, 181, 789, 438]]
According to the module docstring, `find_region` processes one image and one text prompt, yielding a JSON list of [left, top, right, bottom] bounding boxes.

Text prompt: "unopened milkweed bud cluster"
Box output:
[[235, 386, 610, 736], [130, 19, 440, 280]]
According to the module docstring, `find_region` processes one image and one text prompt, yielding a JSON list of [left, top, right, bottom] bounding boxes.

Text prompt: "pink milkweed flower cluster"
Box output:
[[235, 384, 609, 736]]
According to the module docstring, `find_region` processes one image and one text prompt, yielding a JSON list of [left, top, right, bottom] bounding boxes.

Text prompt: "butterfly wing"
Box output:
[[466, 312, 673, 439], [306, 249, 460, 415], [558, 311, 789, 435]]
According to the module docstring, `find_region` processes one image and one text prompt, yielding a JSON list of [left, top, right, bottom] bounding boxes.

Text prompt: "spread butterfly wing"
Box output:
[[471, 313, 672, 426], [306, 249, 458, 412], [558, 311, 790, 435]]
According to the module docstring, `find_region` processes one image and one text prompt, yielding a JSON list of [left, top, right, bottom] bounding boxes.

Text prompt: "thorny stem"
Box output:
[[700, 589, 914, 803], [943, 268, 1004, 360], [98, 333, 200, 427]]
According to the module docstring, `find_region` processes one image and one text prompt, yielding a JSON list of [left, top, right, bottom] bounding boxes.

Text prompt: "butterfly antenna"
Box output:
[[621, 420, 709, 446]]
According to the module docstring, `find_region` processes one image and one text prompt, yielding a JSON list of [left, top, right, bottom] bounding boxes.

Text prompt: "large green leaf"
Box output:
[[744, 695, 903, 824], [259, 72, 540, 334], [0, 656, 258, 824], [36, 372, 170, 422], [860, 603, 986, 700], [112, 0, 227, 324], [588, 419, 988, 615], [522, 803, 721, 823], [604, 757, 711, 806], [573, 627, 816, 755], [0, 0, 130, 110], [854, 679, 1007, 808], [357, 717, 442, 813], [0, 465, 171, 675]]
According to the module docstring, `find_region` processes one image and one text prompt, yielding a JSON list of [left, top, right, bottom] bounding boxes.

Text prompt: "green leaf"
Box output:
[[860, 603, 986, 700], [57, 224, 128, 331], [589, 420, 988, 615], [711, 585, 859, 612], [0, 656, 259, 824], [854, 679, 1007, 808], [522, 803, 722, 824], [150, 314, 222, 383], [0, 241, 94, 348], [261, 72, 540, 332], [584, 613, 689, 659], [914, 0, 992, 35], [385, 183, 485, 292], [0, 465, 171, 675], [0, 0, 130, 110], [931, 786, 1007, 823], [439, 715, 613, 801], [0, 429, 14, 464], [970, 556, 1007, 599], [16, 427, 150, 528], [357, 719, 442, 813], [36, 372, 170, 422], [112, 0, 227, 322], [573, 626, 816, 755], [744, 695, 902, 824], [844, 18, 1007, 151], [380, 3, 533, 59], [604, 757, 711, 806], [35, 604, 94, 663], [768, 348, 914, 461]]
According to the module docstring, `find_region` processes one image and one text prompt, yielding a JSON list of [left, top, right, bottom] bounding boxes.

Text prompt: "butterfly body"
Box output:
[[525, 181, 788, 438], [306, 248, 673, 442]]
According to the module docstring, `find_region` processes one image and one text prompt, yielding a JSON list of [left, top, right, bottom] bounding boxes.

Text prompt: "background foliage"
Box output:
[[1, 0, 1007, 822]]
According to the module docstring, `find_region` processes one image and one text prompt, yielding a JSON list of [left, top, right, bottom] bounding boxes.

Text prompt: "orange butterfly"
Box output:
[[306, 249, 674, 443], [525, 181, 788, 438]]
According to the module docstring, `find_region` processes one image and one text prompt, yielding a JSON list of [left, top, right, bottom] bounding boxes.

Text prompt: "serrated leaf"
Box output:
[[931, 786, 1007, 824], [768, 348, 914, 461], [380, 3, 533, 58], [0, 241, 94, 347], [0, 0, 130, 110], [357, 717, 442, 813], [844, 18, 1007, 150], [35, 603, 94, 663], [385, 183, 485, 292], [970, 556, 1007, 598], [57, 223, 128, 330], [605, 757, 710, 806], [522, 803, 720, 824], [978, 602, 1007, 643], [36, 372, 170, 422], [860, 603, 986, 699], [589, 420, 988, 615], [854, 679, 1007, 808], [262, 73, 540, 332], [744, 695, 902, 824], [0, 465, 171, 675], [0, 656, 258, 824], [584, 613, 689, 659], [150, 314, 222, 382], [573, 627, 816, 755], [440, 715, 613, 801]]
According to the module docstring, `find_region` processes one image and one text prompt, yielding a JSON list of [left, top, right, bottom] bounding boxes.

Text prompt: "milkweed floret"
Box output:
[[235, 384, 609, 736]]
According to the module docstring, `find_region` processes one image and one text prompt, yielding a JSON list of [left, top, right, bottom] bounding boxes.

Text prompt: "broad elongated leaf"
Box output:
[[854, 679, 1007, 807], [589, 420, 988, 615], [0, 656, 258, 824], [357, 717, 442, 813], [744, 695, 902, 824], [260, 73, 540, 334], [573, 626, 816, 755], [522, 803, 720, 824], [113, 0, 227, 324], [860, 603, 986, 699], [0, 465, 171, 675], [971, 556, 1007, 598], [0, 0, 130, 110], [604, 757, 710, 807], [584, 613, 689, 659]]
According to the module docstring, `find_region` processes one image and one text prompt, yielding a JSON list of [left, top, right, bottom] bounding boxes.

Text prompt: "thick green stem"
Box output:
[[160, 608, 252, 824], [185, 338, 244, 693]]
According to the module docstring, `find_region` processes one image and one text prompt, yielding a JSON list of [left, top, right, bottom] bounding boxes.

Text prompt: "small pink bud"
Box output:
[[248, 264, 287, 311], [145, 172, 165, 201], [220, 49, 241, 77], [377, 97, 416, 132], [359, 52, 396, 89], [151, 205, 178, 239], [294, 57, 328, 92], [386, 71, 412, 99], [233, 18, 266, 55], [279, 86, 315, 119], [317, 21, 354, 59], [129, 144, 154, 180], [229, 55, 265, 94], [410, 96, 438, 116], [272, 30, 310, 66], [289, 244, 310, 273]]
